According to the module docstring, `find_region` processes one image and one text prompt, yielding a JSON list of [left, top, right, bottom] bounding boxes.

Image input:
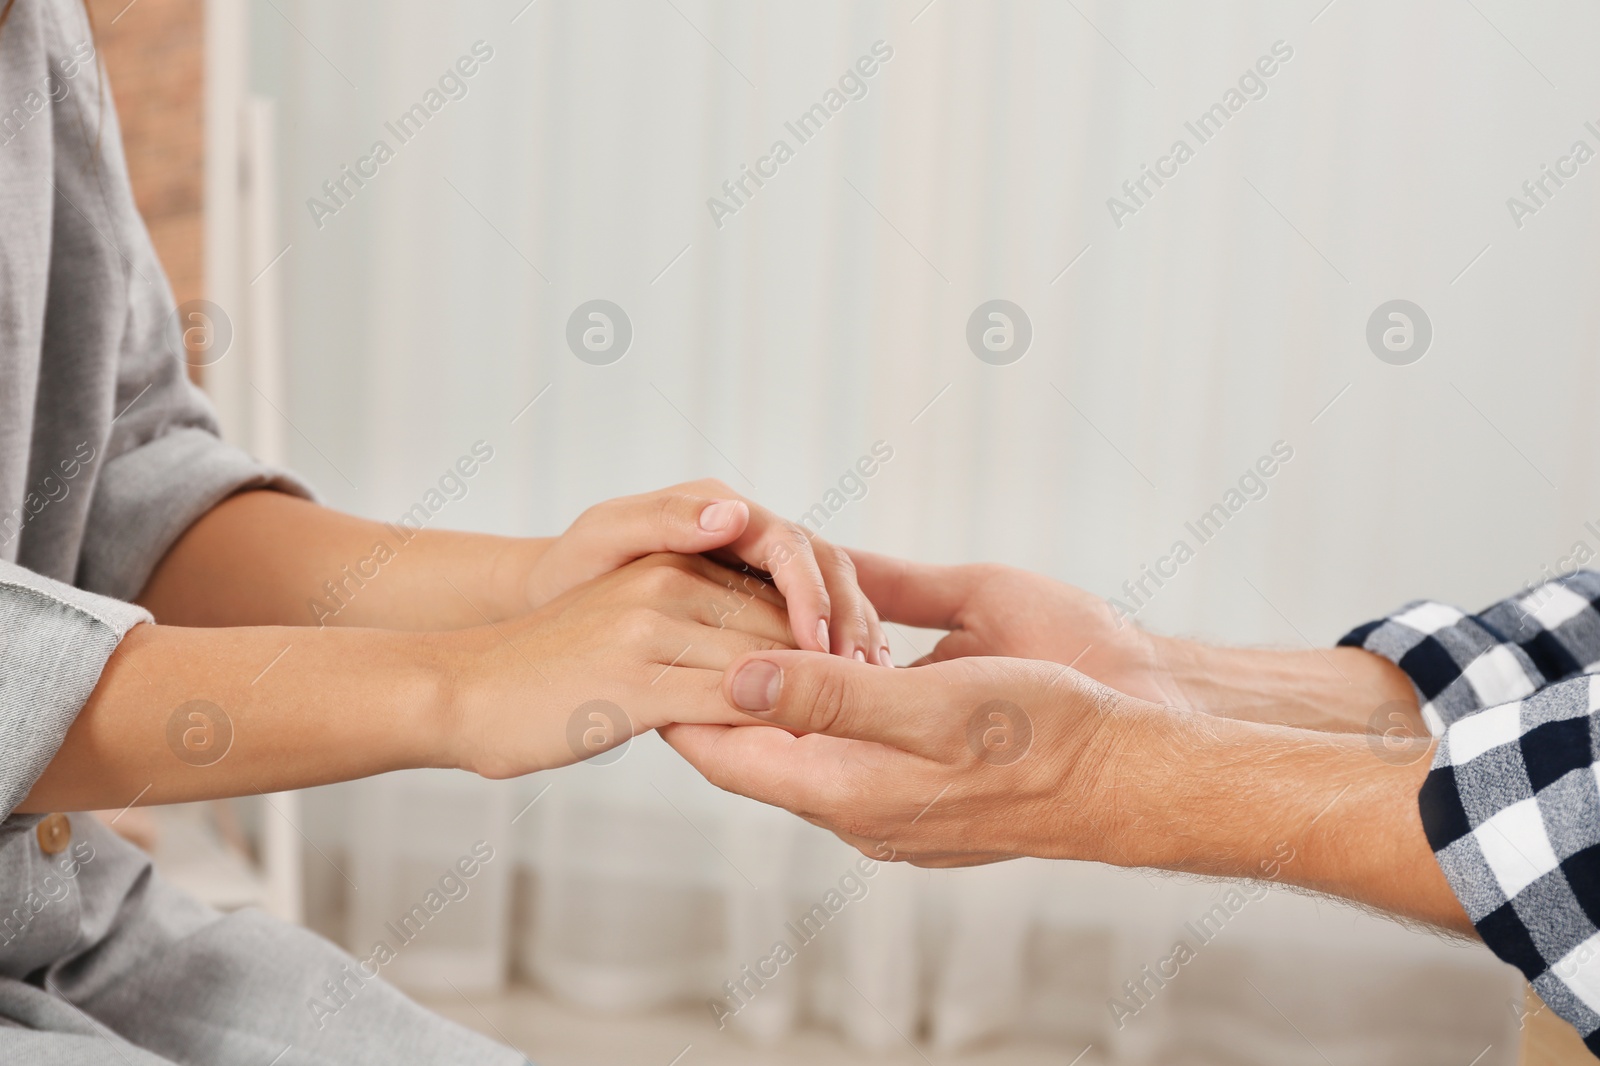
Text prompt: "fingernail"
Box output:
[[731, 660, 782, 712], [816, 619, 831, 653], [878, 645, 893, 668], [699, 499, 741, 532], [854, 649, 867, 663]]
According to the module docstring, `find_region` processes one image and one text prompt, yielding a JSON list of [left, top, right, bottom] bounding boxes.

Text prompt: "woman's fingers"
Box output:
[[716, 504, 883, 662], [633, 665, 775, 730], [528, 490, 756, 607], [618, 554, 794, 645], [813, 540, 887, 665], [684, 586, 794, 646], [654, 614, 794, 667], [723, 513, 834, 653], [579, 490, 753, 557], [561, 479, 892, 665], [636, 551, 786, 610]]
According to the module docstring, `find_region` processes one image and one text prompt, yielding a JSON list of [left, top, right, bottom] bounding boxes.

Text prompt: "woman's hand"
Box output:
[[443, 552, 800, 779], [520, 479, 887, 664], [26, 551, 792, 814]]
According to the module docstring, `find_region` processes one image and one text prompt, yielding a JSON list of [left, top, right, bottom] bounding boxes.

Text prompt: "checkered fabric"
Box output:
[[1340, 570, 1600, 1057]]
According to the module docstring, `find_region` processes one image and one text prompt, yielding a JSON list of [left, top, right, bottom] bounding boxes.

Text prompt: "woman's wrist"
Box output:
[[405, 629, 470, 771], [485, 534, 554, 613]]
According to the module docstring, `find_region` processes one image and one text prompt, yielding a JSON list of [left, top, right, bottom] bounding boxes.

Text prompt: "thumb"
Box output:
[[909, 628, 984, 667], [845, 548, 983, 630], [573, 491, 752, 569], [723, 650, 954, 758]]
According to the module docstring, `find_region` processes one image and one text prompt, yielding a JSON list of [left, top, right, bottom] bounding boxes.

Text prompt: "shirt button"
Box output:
[[36, 813, 71, 856]]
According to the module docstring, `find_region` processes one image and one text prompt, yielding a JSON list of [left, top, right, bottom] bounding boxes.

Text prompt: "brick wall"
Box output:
[[86, 0, 205, 311]]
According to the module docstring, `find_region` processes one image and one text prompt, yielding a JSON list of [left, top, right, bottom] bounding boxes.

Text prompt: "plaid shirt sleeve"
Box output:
[[1339, 570, 1600, 1055]]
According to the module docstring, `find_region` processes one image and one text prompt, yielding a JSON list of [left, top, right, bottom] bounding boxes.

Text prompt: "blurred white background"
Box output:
[[203, 0, 1600, 1061]]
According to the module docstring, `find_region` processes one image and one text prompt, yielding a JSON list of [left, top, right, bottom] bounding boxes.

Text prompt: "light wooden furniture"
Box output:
[[1521, 985, 1593, 1066]]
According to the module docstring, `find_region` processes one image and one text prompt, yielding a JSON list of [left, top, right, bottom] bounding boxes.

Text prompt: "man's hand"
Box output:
[[847, 549, 1178, 705], [669, 651, 1133, 867], [663, 649, 1472, 935], [849, 549, 1419, 732]]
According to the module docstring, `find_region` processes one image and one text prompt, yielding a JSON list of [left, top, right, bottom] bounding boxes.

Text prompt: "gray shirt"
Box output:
[[0, 0, 308, 821], [0, 11, 526, 1060]]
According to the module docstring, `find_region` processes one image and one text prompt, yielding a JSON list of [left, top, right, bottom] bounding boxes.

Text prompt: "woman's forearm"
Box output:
[[29, 551, 800, 814], [137, 490, 550, 630], [18, 622, 450, 813]]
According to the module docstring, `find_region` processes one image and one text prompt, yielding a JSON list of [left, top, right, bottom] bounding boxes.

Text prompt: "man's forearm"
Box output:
[[1101, 705, 1470, 934], [1153, 636, 1420, 733], [19, 622, 450, 813], [137, 490, 548, 630]]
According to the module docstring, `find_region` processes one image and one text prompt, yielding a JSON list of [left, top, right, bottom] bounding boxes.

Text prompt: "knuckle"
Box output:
[[655, 491, 686, 529], [813, 765, 862, 819], [798, 663, 853, 736], [967, 562, 1005, 584], [823, 543, 858, 581], [617, 607, 660, 643], [679, 477, 733, 499], [832, 806, 880, 844], [639, 562, 691, 597], [575, 499, 613, 529]]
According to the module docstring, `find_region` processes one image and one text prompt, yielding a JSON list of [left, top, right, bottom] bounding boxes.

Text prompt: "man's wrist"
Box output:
[[1094, 705, 1472, 933], [1108, 708, 1324, 874], [1150, 635, 1418, 732]]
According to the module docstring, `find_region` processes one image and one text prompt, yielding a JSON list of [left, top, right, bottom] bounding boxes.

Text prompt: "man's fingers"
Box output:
[[660, 722, 850, 814], [845, 548, 982, 631], [721, 649, 957, 757]]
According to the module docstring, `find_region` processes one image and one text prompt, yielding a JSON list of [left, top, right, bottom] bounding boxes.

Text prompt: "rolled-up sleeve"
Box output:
[[0, 560, 151, 821], [1341, 572, 1600, 1058], [80, 422, 313, 604], [74, 249, 314, 602]]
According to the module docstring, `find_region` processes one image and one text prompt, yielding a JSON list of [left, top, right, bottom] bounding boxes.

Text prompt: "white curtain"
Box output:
[[243, 0, 1600, 1060]]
